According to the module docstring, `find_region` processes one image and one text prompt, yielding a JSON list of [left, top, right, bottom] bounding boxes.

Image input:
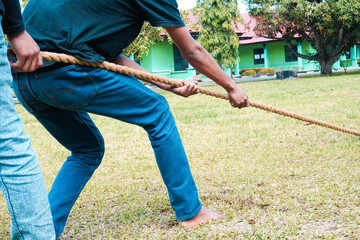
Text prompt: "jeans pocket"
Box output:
[[36, 67, 99, 109]]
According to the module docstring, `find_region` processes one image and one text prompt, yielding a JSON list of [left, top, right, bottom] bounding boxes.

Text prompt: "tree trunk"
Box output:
[[318, 55, 342, 76], [319, 60, 333, 75]]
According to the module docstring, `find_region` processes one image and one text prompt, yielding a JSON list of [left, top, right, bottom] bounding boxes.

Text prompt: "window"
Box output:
[[173, 44, 188, 71], [285, 45, 298, 62], [344, 50, 351, 59], [253, 48, 264, 65]]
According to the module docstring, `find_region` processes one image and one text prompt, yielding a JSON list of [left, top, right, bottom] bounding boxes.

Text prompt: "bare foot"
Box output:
[[180, 207, 225, 229]]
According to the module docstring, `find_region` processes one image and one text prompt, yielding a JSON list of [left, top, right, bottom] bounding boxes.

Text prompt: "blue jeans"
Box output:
[[13, 64, 202, 237], [0, 17, 55, 239]]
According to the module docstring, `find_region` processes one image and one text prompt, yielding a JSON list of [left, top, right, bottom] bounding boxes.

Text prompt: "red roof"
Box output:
[[183, 11, 279, 45], [235, 13, 279, 45]]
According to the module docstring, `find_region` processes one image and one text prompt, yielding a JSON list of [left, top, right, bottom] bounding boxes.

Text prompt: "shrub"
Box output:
[[242, 69, 256, 76], [239, 69, 248, 75], [258, 68, 268, 75], [265, 68, 275, 74], [240, 68, 274, 75], [253, 68, 263, 73]]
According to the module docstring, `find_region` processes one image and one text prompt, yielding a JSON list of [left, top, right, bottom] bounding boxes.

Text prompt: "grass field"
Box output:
[[1, 73, 359, 239]]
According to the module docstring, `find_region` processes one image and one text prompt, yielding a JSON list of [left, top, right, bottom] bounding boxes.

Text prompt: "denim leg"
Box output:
[[0, 18, 55, 240]]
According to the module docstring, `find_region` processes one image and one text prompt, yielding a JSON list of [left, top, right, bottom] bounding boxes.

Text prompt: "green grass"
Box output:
[[1, 73, 360, 239]]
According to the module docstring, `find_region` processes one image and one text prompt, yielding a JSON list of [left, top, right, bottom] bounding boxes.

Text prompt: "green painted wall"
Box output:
[[140, 41, 190, 79], [267, 41, 298, 70], [141, 41, 174, 72], [139, 39, 359, 79], [237, 43, 264, 69]]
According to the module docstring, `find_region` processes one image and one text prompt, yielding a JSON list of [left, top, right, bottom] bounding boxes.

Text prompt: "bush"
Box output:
[[240, 68, 274, 75], [265, 68, 275, 74], [253, 68, 263, 73], [239, 69, 248, 75], [242, 69, 256, 76], [258, 68, 268, 75]]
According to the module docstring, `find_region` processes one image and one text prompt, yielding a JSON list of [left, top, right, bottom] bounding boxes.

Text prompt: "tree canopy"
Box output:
[[196, 0, 241, 70], [247, 0, 360, 75]]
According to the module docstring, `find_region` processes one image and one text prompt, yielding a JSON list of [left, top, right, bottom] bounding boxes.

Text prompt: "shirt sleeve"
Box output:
[[135, 0, 185, 27], [1, 0, 25, 34]]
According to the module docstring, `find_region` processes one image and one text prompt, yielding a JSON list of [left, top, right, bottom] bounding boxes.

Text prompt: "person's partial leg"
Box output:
[[0, 19, 55, 239]]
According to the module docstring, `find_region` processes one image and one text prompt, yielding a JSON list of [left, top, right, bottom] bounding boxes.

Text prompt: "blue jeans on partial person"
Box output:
[[0, 17, 55, 240], [13, 63, 202, 238]]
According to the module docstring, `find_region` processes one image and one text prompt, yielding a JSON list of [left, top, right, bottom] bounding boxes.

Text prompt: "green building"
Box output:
[[138, 13, 360, 80]]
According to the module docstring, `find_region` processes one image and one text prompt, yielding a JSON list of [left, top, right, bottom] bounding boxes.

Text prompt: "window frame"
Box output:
[[284, 45, 298, 62], [253, 48, 265, 65]]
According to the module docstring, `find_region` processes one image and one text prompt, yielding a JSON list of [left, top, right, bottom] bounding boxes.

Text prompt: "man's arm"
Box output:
[[112, 54, 199, 98], [3, 0, 42, 72], [165, 27, 249, 109]]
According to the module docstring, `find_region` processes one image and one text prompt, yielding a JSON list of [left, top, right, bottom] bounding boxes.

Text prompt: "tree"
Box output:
[[123, 11, 192, 62], [196, 0, 242, 72], [247, 0, 360, 75]]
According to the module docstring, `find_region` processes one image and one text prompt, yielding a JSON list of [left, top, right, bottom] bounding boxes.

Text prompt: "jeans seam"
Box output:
[[0, 166, 24, 240]]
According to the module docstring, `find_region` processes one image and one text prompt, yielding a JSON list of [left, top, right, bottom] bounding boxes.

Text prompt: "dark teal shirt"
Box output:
[[22, 0, 185, 62]]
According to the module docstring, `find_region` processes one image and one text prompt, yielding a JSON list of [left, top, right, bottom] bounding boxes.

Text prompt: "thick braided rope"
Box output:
[[40, 51, 360, 137]]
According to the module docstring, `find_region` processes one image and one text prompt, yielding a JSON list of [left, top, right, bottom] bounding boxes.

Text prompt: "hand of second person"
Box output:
[[228, 85, 249, 109], [170, 80, 200, 98], [7, 31, 43, 72]]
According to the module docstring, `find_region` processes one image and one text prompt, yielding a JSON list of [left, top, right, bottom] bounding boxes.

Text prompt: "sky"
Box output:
[[176, 0, 248, 12]]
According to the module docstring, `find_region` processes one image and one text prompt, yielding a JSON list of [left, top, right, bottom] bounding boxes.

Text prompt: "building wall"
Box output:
[[267, 41, 298, 70], [139, 39, 359, 79], [237, 43, 264, 69], [140, 41, 189, 79]]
